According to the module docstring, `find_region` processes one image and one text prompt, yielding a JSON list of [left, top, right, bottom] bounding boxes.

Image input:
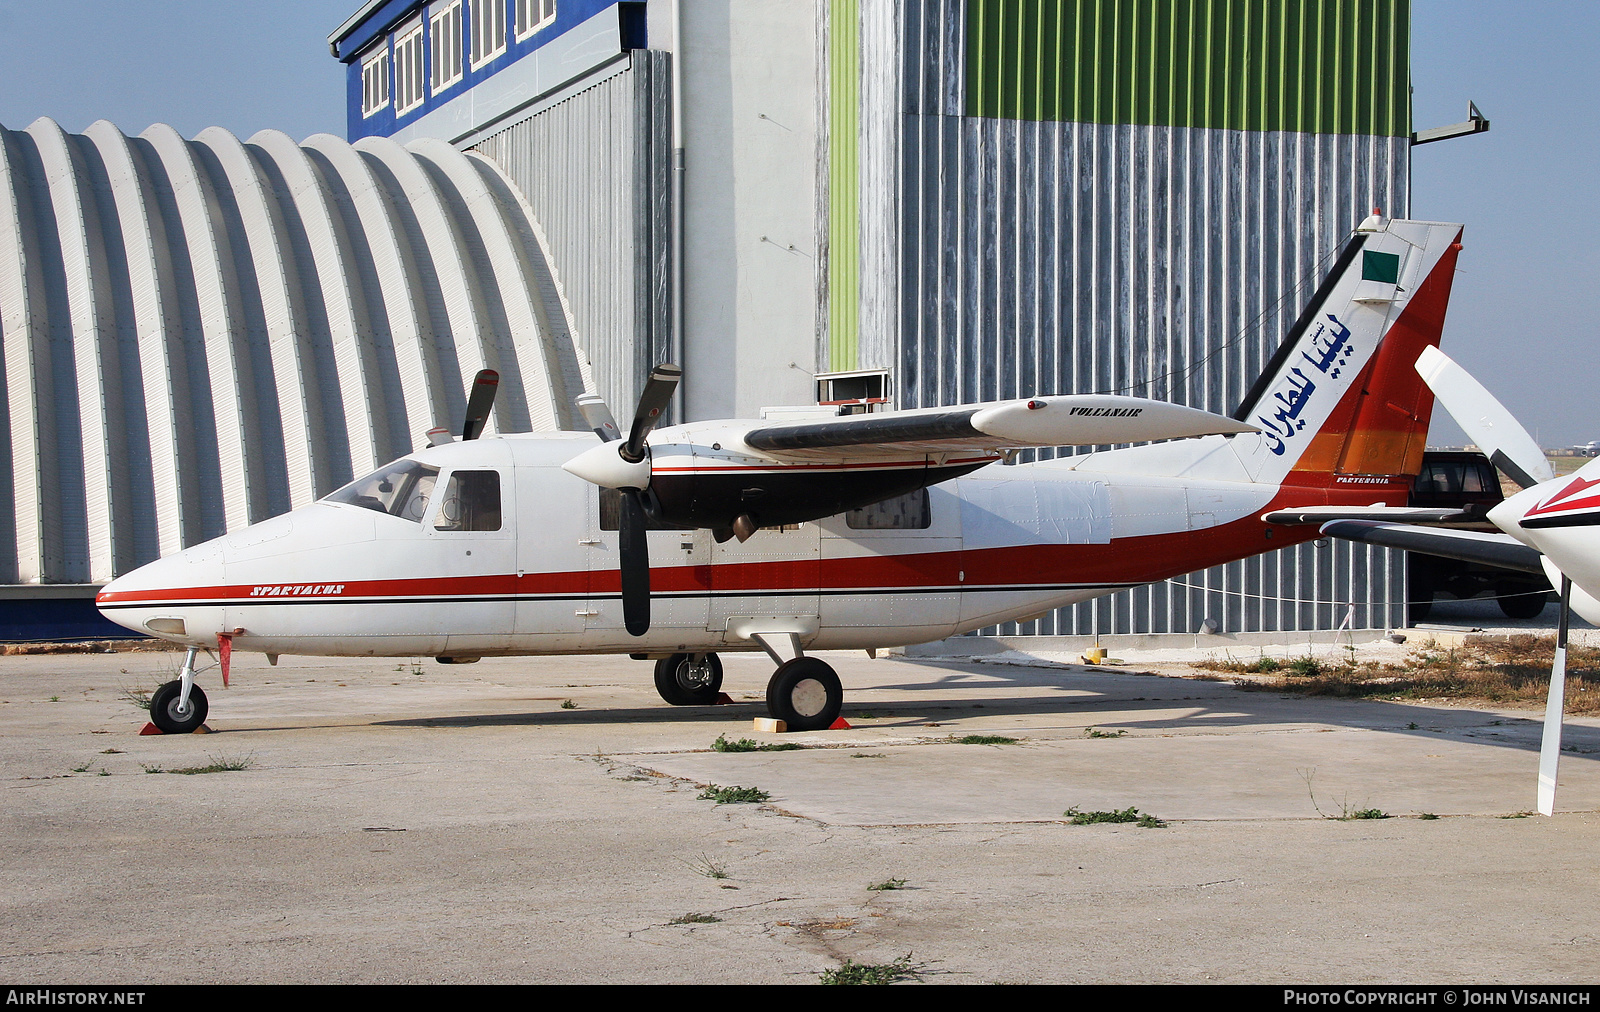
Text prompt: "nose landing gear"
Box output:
[[149, 646, 209, 734]]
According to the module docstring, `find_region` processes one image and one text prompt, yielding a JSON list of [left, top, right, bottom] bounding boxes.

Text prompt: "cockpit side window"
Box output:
[[434, 470, 502, 532], [324, 460, 441, 522]]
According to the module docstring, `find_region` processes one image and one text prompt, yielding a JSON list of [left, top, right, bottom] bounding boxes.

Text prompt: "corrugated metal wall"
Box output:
[[471, 51, 673, 418], [832, 0, 1413, 634], [0, 116, 588, 585]]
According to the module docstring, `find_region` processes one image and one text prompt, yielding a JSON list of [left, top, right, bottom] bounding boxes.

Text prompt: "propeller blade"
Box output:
[[622, 364, 682, 463], [576, 392, 623, 443], [619, 489, 651, 636], [462, 369, 500, 441], [1537, 574, 1573, 816], [1415, 346, 1553, 489]]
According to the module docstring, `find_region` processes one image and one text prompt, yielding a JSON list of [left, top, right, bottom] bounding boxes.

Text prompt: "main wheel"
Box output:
[[1497, 584, 1549, 620], [765, 657, 842, 732], [653, 652, 724, 705], [149, 680, 208, 734]]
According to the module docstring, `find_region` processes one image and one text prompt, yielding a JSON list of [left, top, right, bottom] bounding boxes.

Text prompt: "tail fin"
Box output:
[[1230, 217, 1464, 488]]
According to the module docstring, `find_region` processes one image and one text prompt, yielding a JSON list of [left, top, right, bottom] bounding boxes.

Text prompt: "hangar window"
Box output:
[[430, 1, 464, 93], [326, 460, 439, 522], [393, 21, 426, 115], [360, 46, 391, 118], [846, 489, 932, 530], [516, 0, 556, 41], [469, 0, 507, 69], [435, 471, 502, 532]]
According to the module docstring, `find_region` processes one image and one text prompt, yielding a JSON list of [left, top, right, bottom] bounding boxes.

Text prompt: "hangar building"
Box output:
[[0, 0, 1429, 639], [329, 0, 1416, 638]]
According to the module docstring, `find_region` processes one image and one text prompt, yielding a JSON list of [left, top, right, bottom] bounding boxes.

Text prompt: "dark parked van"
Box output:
[[1407, 451, 1551, 620]]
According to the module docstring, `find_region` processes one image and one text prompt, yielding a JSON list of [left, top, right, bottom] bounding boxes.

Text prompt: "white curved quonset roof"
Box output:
[[0, 117, 593, 584]]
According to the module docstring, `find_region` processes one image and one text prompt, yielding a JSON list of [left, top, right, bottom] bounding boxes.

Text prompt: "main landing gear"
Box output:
[[149, 646, 209, 734], [650, 640, 844, 732], [653, 652, 724, 705]]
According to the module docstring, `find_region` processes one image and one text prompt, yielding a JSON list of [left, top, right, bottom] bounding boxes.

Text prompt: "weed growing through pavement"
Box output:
[[1064, 806, 1165, 828], [142, 755, 254, 776], [118, 684, 154, 711], [951, 734, 1017, 745], [711, 734, 804, 753], [819, 953, 925, 985], [1299, 768, 1388, 820], [70, 761, 94, 773], [851, 753, 887, 758], [560, 699, 577, 709], [867, 878, 907, 891], [1083, 727, 1127, 738], [698, 784, 769, 804], [1418, 813, 1440, 820], [669, 912, 721, 924], [683, 854, 729, 880]]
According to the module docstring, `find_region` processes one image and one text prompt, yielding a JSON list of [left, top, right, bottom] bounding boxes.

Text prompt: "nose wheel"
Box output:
[[149, 680, 209, 734], [148, 645, 210, 734], [653, 652, 725, 705]]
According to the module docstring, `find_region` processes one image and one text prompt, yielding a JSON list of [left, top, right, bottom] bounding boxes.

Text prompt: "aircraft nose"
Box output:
[[95, 543, 227, 646]]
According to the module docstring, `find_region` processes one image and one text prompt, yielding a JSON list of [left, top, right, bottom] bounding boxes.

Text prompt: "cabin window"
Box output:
[[597, 488, 679, 531], [846, 489, 931, 530], [435, 471, 502, 531], [325, 460, 439, 522]]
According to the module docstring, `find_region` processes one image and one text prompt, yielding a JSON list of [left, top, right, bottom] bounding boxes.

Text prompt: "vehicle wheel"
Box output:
[[1497, 584, 1549, 620], [653, 652, 723, 705], [149, 680, 208, 734], [765, 657, 842, 732]]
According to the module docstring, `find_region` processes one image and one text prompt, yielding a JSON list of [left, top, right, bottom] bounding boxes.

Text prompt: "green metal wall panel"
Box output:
[[966, 0, 1410, 137], [828, 0, 860, 372]]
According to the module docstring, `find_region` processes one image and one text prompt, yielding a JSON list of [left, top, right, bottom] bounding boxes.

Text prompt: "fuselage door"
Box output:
[[426, 466, 515, 655], [514, 465, 589, 639]]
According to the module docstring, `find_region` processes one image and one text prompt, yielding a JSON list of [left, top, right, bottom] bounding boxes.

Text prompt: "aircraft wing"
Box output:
[[1263, 505, 1472, 524], [1319, 520, 1545, 575], [741, 395, 1256, 459]]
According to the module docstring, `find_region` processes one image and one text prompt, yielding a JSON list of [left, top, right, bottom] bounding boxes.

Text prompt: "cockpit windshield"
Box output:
[[323, 460, 441, 522]]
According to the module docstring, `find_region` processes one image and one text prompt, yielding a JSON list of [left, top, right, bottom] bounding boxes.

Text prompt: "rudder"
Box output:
[[1230, 217, 1464, 489]]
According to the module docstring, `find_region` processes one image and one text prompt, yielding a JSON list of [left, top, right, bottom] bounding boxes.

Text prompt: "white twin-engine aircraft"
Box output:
[[98, 215, 1466, 735]]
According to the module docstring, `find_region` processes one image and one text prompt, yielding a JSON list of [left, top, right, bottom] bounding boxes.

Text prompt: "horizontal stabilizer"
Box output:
[[1264, 505, 1471, 525], [1319, 520, 1545, 575], [743, 395, 1255, 458]]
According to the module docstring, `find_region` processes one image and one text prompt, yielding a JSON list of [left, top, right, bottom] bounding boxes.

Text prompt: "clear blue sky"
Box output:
[[0, 1, 1593, 446]]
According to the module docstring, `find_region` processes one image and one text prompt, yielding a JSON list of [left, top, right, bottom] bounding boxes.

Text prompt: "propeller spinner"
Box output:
[[564, 364, 683, 637]]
